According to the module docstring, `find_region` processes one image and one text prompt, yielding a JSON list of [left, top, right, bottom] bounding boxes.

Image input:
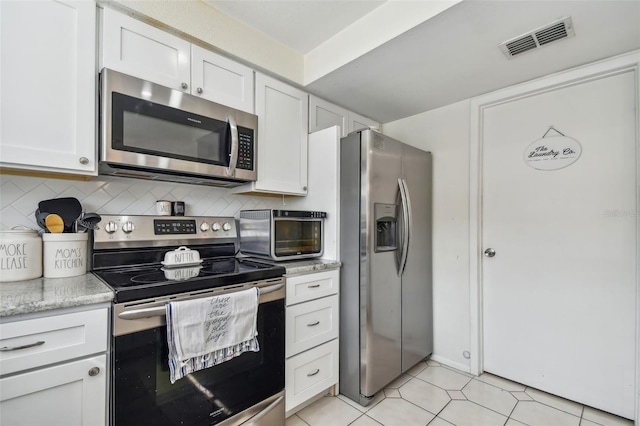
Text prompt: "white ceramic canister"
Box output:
[[0, 228, 43, 282], [42, 233, 89, 278]]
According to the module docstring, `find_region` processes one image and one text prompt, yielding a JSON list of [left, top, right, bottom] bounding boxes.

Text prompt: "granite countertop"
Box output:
[[0, 274, 114, 317], [277, 258, 341, 276]]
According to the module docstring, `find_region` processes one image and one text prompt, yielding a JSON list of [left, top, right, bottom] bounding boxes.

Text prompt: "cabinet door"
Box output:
[[309, 96, 349, 137], [0, 0, 96, 175], [0, 355, 107, 426], [102, 7, 190, 92], [253, 73, 308, 195], [348, 111, 380, 134], [191, 45, 254, 113]]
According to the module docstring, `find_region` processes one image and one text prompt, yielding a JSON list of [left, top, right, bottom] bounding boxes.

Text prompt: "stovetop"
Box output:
[[91, 215, 285, 303], [94, 256, 285, 303]]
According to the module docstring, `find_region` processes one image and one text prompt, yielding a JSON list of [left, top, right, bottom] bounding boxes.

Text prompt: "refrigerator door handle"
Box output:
[[398, 178, 411, 276]]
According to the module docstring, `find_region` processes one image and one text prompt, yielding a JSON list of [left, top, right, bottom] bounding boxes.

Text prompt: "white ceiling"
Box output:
[[207, 0, 640, 123]]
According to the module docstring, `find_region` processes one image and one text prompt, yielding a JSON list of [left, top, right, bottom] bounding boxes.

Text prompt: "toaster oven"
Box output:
[[239, 210, 326, 261]]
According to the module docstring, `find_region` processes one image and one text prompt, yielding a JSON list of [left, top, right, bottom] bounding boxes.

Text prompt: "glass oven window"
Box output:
[[274, 220, 322, 257], [112, 92, 230, 166], [112, 299, 284, 426]]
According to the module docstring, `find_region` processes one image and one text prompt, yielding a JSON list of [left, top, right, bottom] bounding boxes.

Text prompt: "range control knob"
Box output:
[[222, 222, 232, 232], [200, 222, 210, 232], [122, 221, 135, 234], [211, 222, 221, 232], [104, 222, 118, 234]]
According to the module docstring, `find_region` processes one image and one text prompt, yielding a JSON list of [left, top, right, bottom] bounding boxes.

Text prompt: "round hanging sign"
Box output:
[[523, 135, 582, 171]]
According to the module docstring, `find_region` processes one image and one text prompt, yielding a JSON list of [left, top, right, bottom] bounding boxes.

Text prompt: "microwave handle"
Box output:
[[226, 115, 239, 177]]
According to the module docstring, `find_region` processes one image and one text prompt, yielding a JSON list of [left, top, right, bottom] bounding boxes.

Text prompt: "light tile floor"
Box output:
[[286, 360, 634, 426]]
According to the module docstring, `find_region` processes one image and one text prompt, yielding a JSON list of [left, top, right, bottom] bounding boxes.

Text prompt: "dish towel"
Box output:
[[166, 287, 260, 384]]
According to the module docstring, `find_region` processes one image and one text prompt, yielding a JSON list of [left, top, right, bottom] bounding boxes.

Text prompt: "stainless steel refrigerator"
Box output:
[[339, 129, 433, 406]]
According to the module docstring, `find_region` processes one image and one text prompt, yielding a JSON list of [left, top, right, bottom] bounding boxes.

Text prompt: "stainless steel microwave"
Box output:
[[99, 68, 257, 187], [239, 210, 326, 261]]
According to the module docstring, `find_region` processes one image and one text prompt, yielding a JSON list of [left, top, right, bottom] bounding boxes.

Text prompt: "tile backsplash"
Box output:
[[0, 174, 284, 230]]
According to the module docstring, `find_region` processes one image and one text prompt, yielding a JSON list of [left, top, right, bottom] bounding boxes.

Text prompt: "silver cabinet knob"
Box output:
[[484, 248, 496, 257], [302, 186, 308, 191], [196, 87, 203, 94], [181, 82, 189, 90], [79, 157, 89, 165], [88, 367, 100, 377]]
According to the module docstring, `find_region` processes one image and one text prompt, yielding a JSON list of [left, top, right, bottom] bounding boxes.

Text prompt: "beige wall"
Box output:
[[383, 100, 471, 370]]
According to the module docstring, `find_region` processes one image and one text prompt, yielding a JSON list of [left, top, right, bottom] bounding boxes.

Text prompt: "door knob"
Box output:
[[484, 248, 496, 257]]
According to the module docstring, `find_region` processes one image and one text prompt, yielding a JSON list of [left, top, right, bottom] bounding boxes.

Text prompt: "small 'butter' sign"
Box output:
[[524, 136, 582, 171]]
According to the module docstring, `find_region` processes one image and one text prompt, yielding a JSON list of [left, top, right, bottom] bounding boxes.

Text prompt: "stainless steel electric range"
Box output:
[[92, 215, 286, 426]]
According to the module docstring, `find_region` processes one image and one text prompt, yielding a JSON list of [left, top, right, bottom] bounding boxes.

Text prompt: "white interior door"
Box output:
[[482, 70, 636, 419]]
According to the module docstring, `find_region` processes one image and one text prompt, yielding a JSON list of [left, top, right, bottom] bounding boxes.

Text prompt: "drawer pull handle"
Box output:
[[88, 367, 101, 377], [308, 284, 321, 288], [307, 321, 320, 327], [307, 369, 320, 377], [0, 341, 45, 351]]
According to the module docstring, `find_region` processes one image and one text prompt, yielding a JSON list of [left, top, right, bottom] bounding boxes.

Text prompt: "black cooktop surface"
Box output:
[[94, 257, 285, 303]]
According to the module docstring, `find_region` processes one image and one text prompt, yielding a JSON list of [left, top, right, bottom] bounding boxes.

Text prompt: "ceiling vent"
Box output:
[[499, 17, 575, 58]]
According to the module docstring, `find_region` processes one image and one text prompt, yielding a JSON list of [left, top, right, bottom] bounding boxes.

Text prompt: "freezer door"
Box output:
[[401, 147, 433, 371], [360, 130, 403, 398]]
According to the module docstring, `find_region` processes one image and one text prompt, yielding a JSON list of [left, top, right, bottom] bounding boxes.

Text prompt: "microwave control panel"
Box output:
[[237, 127, 254, 171]]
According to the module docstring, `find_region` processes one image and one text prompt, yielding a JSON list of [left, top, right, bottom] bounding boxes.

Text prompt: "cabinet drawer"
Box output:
[[286, 269, 339, 305], [285, 339, 338, 412], [286, 295, 338, 357], [0, 308, 108, 376]]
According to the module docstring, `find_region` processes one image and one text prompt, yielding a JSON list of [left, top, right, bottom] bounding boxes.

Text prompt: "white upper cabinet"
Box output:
[[348, 111, 379, 134], [236, 73, 308, 195], [101, 8, 254, 113], [102, 7, 191, 92], [309, 96, 349, 137], [191, 46, 254, 113], [0, 0, 97, 175], [309, 95, 379, 138]]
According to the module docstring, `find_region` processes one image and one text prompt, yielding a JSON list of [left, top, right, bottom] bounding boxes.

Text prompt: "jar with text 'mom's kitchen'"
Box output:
[[42, 233, 89, 278], [0, 228, 43, 282]]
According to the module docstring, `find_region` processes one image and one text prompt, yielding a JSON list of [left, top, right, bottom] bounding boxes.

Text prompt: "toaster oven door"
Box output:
[[272, 219, 323, 259]]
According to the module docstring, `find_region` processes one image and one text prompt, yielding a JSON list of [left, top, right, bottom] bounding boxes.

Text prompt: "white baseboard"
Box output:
[[429, 354, 472, 375]]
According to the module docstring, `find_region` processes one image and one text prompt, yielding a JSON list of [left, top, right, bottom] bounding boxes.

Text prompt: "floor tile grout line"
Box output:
[[519, 387, 585, 420]]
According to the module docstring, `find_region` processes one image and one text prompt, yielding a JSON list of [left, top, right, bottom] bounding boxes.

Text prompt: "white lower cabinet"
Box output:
[[0, 355, 107, 426], [285, 269, 339, 416], [0, 307, 109, 426], [286, 339, 339, 412]]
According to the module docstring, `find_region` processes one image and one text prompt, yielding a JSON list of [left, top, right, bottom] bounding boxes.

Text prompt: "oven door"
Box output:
[[272, 218, 324, 260], [111, 281, 284, 426]]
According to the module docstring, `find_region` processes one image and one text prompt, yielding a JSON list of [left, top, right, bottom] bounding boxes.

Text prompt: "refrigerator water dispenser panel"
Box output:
[[374, 203, 398, 252]]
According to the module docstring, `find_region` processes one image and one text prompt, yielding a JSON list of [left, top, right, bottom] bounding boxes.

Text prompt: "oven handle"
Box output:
[[118, 283, 285, 320], [240, 395, 284, 425]]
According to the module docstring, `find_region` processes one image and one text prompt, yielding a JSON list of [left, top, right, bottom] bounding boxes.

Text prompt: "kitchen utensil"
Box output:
[[34, 209, 49, 232], [75, 212, 102, 232], [45, 214, 64, 234], [38, 197, 82, 233]]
